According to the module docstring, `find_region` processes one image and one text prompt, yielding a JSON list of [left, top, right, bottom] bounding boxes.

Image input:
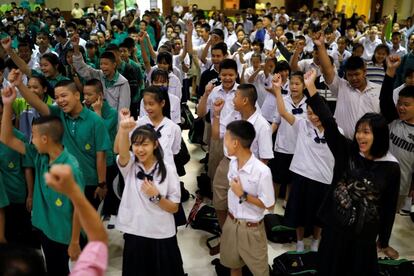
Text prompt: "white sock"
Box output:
[[310, 239, 320, 252], [296, 240, 305, 252], [401, 197, 412, 211]]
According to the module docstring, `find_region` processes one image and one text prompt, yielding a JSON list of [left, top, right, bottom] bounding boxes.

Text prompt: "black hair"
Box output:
[[127, 26, 139, 34], [200, 23, 211, 33], [219, 59, 238, 73], [110, 19, 124, 31], [150, 69, 169, 85], [345, 56, 365, 71], [391, 31, 401, 38], [32, 115, 64, 143], [398, 85, 414, 99], [29, 74, 53, 96], [0, 58, 5, 71], [142, 86, 171, 120], [156, 51, 173, 72], [17, 41, 31, 50], [226, 120, 256, 148], [237, 83, 257, 106], [404, 68, 414, 79], [54, 79, 79, 93], [0, 243, 46, 276], [210, 28, 224, 40], [85, 41, 98, 49], [130, 125, 167, 183], [371, 44, 389, 69], [100, 51, 116, 63], [353, 113, 389, 159], [252, 40, 264, 51], [251, 52, 262, 61], [275, 60, 291, 74], [291, 71, 305, 84], [40, 53, 66, 76], [211, 42, 228, 56], [84, 78, 103, 94], [105, 43, 119, 52], [54, 27, 67, 38], [263, 14, 273, 22], [122, 37, 136, 49]]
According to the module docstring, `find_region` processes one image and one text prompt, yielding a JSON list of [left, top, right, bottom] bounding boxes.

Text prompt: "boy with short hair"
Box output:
[[0, 85, 84, 275], [8, 69, 112, 210], [220, 120, 274, 276]]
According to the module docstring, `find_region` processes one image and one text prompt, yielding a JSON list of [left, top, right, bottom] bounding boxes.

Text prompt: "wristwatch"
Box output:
[[239, 191, 248, 204], [149, 194, 162, 203], [98, 181, 106, 188]]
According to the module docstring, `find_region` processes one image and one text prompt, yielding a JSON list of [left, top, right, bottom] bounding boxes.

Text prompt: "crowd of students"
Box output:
[[0, 1, 413, 276]]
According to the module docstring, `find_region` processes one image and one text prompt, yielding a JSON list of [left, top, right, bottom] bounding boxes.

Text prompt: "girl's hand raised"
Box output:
[[304, 69, 318, 97], [120, 116, 136, 132]]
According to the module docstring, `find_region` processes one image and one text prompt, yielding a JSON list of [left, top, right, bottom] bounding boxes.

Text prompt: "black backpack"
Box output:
[[181, 103, 194, 130], [264, 214, 296, 243], [378, 258, 414, 276], [211, 258, 257, 276], [272, 251, 318, 276], [187, 197, 221, 235], [196, 173, 213, 199], [188, 117, 205, 145]]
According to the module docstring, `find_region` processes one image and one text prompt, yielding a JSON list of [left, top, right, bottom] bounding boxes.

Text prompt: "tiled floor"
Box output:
[[106, 103, 414, 276]]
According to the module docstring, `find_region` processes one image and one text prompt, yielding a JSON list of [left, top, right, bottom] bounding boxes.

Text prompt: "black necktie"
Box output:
[[146, 124, 164, 138], [291, 104, 304, 115], [313, 129, 327, 144], [136, 163, 158, 181]]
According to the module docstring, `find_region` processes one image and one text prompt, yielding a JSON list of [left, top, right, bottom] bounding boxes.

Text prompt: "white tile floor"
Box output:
[[105, 103, 414, 276]]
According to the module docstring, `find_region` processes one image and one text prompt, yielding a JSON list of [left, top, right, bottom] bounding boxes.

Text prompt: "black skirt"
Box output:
[[122, 233, 185, 276], [284, 173, 329, 228], [269, 152, 294, 184]]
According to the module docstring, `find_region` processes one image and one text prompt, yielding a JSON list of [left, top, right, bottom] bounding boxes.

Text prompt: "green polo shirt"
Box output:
[[0, 129, 30, 204], [25, 144, 84, 244], [49, 105, 112, 186], [104, 71, 119, 89], [86, 55, 100, 69], [88, 100, 117, 166], [0, 174, 9, 208], [31, 70, 69, 89]]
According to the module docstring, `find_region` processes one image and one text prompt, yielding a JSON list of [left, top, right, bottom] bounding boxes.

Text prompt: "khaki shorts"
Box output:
[[212, 157, 230, 210], [220, 215, 269, 275], [207, 139, 224, 180]]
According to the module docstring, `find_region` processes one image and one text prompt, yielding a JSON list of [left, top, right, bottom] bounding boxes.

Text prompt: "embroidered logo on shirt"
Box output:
[[85, 144, 91, 150], [55, 198, 63, 207], [8, 162, 15, 169]]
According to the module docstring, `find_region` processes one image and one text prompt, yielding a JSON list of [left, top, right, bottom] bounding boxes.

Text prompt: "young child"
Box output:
[[8, 69, 112, 209], [273, 69, 334, 252], [71, 34, 131, 113], [366, 44, 389, 85], [220, 120, 275, 276], [0, 85, 84, 275], [247, 57, 276, 107], [116, 119, 184, 276]]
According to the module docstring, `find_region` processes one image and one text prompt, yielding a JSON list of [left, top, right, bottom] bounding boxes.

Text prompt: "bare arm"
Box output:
[[196, 82, 214, 118], [117, 116, 135, 166], [273, 74, 295, 125], [1, 37, 32, 77], [24, 168, 34, 212], [144, 33, 157, 60], [290, 46, 302, 73], [314, 33, 335, 85], [139, 36, 152, 74], [200, 39, 212, 65]]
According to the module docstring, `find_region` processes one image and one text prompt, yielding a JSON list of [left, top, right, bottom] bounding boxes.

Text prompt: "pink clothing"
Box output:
[[70, 241, 108, 276]]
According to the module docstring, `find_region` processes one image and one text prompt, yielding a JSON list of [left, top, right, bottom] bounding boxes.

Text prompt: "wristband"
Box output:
[[149, 194, 161, 203], [239, 191, 248, 204]]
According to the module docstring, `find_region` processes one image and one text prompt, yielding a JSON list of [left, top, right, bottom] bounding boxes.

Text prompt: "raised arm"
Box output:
[[139, 33, 152, 74], [211, 98, 224, 140], [144, 32, 157, 61], [196, 82, 215, 118], [289, 41, 304, 73], [313, 32, 335, 85], [117, 115, 136, 166], [1, 37, 32, 77], [272, 74, 295, 125], [8, 69, 50, 116], [0, 86, 26, 154], [200, 38, 212, 65], [380, 55, 401, 123], [71, 34, 101, 80]]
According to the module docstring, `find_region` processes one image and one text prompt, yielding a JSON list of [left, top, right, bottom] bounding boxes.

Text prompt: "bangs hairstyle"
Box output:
[[345, 56, 365, 71], [219, 59, 238, 73], [275, 60, 291, 74], [100, 51, 116, 63], [226, 120, 256, 148], [32, 115, 64, 143], [29, 75, 53, 96], [142, 86, 171, 119], [130, 125, 166, 183], [353, 113, 389, 159], [40, 53, 66, 76], [54, 80, 79, 94], [398, 85, 414, 99], [237, 83, 257, 105], [151, 69, 169, 85], [156, 51, 173, 71]]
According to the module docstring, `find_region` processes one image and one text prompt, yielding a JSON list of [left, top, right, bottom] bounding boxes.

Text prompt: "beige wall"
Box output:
[[187, 0, 221, 10]]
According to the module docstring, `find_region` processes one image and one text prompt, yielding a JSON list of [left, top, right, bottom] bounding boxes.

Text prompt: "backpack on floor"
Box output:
[[188, 117, 205, 145], [272, 251, 318, 276], [378, 258, 414, 276], [264, 214, 296, 243], [181, 103, 194, 130], [187, 196, 221, 235], [211, 258, 255, 276]]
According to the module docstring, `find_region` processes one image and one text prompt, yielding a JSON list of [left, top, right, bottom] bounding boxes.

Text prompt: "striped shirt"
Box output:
[[366, 61, 385, 85]]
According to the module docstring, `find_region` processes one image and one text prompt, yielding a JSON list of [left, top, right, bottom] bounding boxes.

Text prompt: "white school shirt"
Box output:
[[274, 95, 308, 154], [360, 37, 382, 61], [139, 93, 181, 124], [219, 109, 274, 160], [261, 81, 289, 122], [297, 59, 321, 77], [289, 118, 336, 184], [206, 83, 239, 122], [388, 44, 407, 58], [227, 154, 275, 222], [252, 71, 273, 107], [116, 153, 181, 239], [147, 66, 183, 99], [328, 75, 381, 139], [332, 49, 352, 69], [134, 116, 181, 166], [225, 32, 238, 48], [327, 41, 338, 56]]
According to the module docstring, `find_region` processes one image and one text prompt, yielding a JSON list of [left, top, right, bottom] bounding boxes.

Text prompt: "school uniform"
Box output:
[[261, 81, 289, 123], [220, 154, 274, 275], [360, 37, 382, 61], [24, 144, 85, 276], [297, 59, 321, 76], [284, 118, 336, 228], [116, 153, 184, 276], [49, 105, 112, 209], [327, 75, 381, 139], [139, 93, 181, 124], [251, 71, 273, 107], [332, 50, 352, 69], [270, 95, 307, 184], [31, 70, 69, 90], [135, 116, 181, 167]]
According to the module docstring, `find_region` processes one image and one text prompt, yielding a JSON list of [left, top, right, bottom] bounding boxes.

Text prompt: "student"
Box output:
[[71, 34, 131, 113], [379, 55, 414, 216], [306, 72, 400, 276], [1, 37, 69, 90], [116, 120, 184, 276], [315, 32, 381, 139], [247, 56, 276, 108], [0, 86, 84, 275], [8, 70, 111, 210], [232, 37, 251, 78], [220, 120, 275, 276], [0, 58, 10, 90], [366, 44, 389, 85], [270, 71, 308, 207], [332, 36, 352, 69], [273, 70, 333, 252], [242, 53, 261, 85], [354, 25, 382, 61], [140, 69, 181, 124]]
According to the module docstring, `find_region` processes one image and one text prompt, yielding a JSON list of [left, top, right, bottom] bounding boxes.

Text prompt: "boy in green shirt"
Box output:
[[8, 69, 112, 210], [0, 85, 83, 275]]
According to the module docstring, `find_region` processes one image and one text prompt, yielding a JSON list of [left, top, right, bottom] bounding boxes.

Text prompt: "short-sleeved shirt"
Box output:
[[0, 129, 30, 203], [49, 105, 112, 186], [207, 83, 239, 122], [252, 71, 274, 108], [139, 93, 181, 124], [25, 144, 85, 244], [116, 153, 181, 239], [297, 59, 321, 77], [328, 75, 381, 139], [227, 154, 275, 222]]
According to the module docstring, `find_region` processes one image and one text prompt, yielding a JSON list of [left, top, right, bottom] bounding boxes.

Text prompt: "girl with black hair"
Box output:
[[366, 44, 389, 85], [116, 118, 184, 276], [303, 69, 400, 276]]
